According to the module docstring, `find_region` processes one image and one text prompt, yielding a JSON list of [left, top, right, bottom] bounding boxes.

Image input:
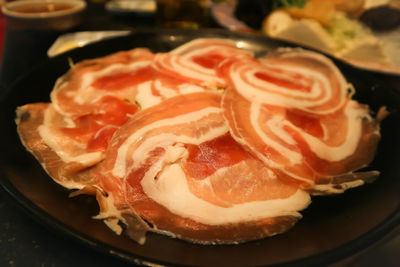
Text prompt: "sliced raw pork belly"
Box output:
[[94, 92, 310, 244], [50, 39, 246, 114], [17, 40, 244, 190], [16, 49, 153, 189], [15, 39, 384, 245], [220, 48, 381, 194], [152, 38, 253, 89], [51, 48, 155, 117], [16, 104, 97, 189]]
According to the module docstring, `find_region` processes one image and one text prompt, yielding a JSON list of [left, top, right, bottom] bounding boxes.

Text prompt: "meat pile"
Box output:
[[16, 38, 382, 244]]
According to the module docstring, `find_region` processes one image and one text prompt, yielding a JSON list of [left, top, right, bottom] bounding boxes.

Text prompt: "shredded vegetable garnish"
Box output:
[[68, 57, 75, 68], [273, 0, 308, 9], [135, 101, 142, 110], [326, 12, 372, 49]]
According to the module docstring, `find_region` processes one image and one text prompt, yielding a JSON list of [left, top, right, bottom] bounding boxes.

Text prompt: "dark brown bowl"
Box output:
[[0, 29, 399, 267], [2, 0, 86, 31]]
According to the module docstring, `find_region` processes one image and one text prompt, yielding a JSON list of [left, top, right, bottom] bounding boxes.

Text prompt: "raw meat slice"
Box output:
[[16, 103, 98, 189], [51, 48, 154, 116], [16, 94, 138, 189], [15, 39, 384, 245], [220, 48, 381, 192], [94, 92, 310, 244], [153, 38, 253, 88]]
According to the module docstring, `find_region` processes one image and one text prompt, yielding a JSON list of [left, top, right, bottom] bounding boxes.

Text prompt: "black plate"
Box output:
[[1, 29, 400, 267]]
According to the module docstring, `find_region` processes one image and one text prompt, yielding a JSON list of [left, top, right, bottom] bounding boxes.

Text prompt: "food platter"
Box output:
[[0, 29, 399, 266], [211, 1, 400, 76]]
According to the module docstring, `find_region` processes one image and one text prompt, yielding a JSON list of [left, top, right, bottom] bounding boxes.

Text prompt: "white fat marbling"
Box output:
[[141, 162, 311, 225], [231, 51, 347, 115], [112, 107, 228, 178], [51, 61, 152, 113], [135, 81, 162, 109], [251, 103, 303, 164], [286, 101, 368, 161], [38, 106, 103, 165], [153, 80, 178, 98], [154, 53, 225, 85], [178, 84, 205, 94]]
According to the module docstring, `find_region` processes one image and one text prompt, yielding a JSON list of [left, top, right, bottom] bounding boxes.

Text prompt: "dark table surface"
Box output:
[[0, 1, 400, 266]]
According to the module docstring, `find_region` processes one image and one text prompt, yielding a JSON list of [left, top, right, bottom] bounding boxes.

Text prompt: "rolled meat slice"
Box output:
[[220, 48, 381, 193], [15, 39, 384, 245], [16, 39, 242, 190], [16, 103, 96, 189], [16, 91, 139, 189], [152, 38, 253, 89], [51, 48, 155, 117], [50, 41, 232, 114], [110, 38, 254, 110], [93, 92, 310, 244]]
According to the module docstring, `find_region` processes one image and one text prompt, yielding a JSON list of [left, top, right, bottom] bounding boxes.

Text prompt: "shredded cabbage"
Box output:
[[273, 0, 308, 9], [326, 12, 372, 49]]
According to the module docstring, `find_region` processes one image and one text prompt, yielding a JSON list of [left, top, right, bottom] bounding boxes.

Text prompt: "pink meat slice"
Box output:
[[152, 38, 253, 89], [16, 103, 98, 188], [15, 41, 384, 245], [93, 92, 310, 244], [220, 48, 381, 193], [50, 48, 155, 116]]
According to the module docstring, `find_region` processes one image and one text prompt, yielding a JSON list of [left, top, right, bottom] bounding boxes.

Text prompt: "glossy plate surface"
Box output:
[[0, 29, 399, 267]]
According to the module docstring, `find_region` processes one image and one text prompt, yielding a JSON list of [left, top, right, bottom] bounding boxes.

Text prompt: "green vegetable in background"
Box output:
[[326, 12, 372, 49], [272, 0, 308, 9]]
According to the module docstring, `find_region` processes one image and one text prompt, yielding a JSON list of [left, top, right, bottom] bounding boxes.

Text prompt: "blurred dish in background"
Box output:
[[212, 0, 400, 75], [156, 0, 209, 28], [105, 0, 156, 15], [361, 0, 400, 30], [1, 0, 86, 31], [263, 2, 389, 63]]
